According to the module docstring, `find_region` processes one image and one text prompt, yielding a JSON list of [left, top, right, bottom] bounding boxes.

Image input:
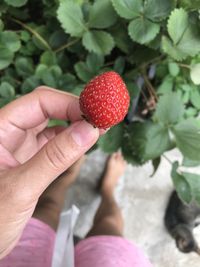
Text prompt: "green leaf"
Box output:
[[182, 91, 190, 104], [74, 53, 104, 83], [163, 9, 200, 60], [122, 122, 148, 165], [182, 172, 200, 205], [0, 47, 13, 70], [182, 84, 192, 92], [0, 31, 21, 52], [48, 119, 68, 127], [185, 107, 197, 118], [171, 161, 192, 204], [178, 0, 200, 10], [161, 36, 186, 61], [122, 122, 172, 164], [49, 30, 68, 49], [110, 22, 132, 53], [156, 64, 168, 78], [74, 62, 94, 82], [40, 51, 57, 66], [32, 25, 50, 51], [0, 19, 4, 31], [190, 64, 200, 85], [75, 53, 103, 83], [86, 53, 104, 73], [167, 8, 188, 45], [15, 57, 34, 78], [111, 0, 143, 20], [190, 89, 200, 109], [128, 17, 160, 44], [0, 98, 11, 108], [82, 30, 114, 55], [173, 118, 200, 161], [89, 0, 117, 29], [4, 0, 28, 7], [41, 65, 62, 87], [72, 84, 84, 96], [98, 123, 124, 153], [128, 45, 159, 64], [114, 57, 125, 75], [144, 0, 174, 22], [57, 0, 86, 37], [150, 157, 161, 177], [168, 62, 180, 77], [157, 75, 174, 94], [35, 64, 48, 79], [0, 82, 15, 98], [58, 73, 78, 91], [144, 123, 172, 160], [177, 26, 200, 58], [182, 157, 200, 167], [154, 92, 184, 125], [20, 30, 30, 42], [21, 76, 41, 94]]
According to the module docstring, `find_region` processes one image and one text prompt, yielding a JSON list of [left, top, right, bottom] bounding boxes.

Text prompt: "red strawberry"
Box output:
[[79, 71, 130, 129]]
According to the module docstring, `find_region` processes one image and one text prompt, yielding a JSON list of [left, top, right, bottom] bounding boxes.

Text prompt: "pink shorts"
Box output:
[[0, 218, 153, 267]]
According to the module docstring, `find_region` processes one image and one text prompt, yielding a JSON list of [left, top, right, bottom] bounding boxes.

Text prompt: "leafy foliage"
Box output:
[[82, 30, 114, 55], [98, 123, 124, 152], [88, 0, 117, 29], [172, 162, 200, 205], [172, 119, 200, 161], [190, 64, 200, 85], [154, 92, 184, 125], [171, 162, 192, 204], [162, 8, 200, 60], [4, 0, 28, 7], [1, 0, 200, 203], [57, 0, 86, 37]]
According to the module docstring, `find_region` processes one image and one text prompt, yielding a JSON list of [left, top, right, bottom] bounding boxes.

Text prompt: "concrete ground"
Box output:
[[64, 149, 200, 267]]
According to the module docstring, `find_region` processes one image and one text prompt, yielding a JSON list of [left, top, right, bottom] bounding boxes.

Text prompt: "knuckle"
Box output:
[[44, 140, 67, 170]]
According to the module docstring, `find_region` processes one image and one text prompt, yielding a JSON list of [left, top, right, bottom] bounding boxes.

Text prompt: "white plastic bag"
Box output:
[[51, 205, 80, 267]]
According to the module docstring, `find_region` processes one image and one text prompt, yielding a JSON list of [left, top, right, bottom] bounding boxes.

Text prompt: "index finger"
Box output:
[[0, 86, 82, 130]]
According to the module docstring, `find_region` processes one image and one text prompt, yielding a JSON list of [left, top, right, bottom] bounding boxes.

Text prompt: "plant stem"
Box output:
[[143, 55, 166, 68], [162, 154, 173, 165], [54, 38, 80, 53], [178, 63, 191, 69], [142, 71, 158, 101], [140, 89, 148, 101], [11, 18, 52, 51], [103, 61, 115, 67]]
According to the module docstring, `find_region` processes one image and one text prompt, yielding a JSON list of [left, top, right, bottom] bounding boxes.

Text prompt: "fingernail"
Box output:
[[71, 121, 99, 146]]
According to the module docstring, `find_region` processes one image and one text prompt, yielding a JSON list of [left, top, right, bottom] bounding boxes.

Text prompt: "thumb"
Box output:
[[18, 120, 99, 195]]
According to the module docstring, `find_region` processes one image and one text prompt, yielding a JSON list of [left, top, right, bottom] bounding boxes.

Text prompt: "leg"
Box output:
[[75, 154, 153, 267], [33, 157, 85, 231], [87, 152, 126, 237]]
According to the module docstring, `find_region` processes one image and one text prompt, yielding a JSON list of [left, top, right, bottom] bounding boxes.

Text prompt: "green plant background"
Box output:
[[1, 0, 200, 205]]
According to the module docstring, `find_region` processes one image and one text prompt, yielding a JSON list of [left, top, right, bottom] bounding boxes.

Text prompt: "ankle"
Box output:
[[101, 187, 115, 198]]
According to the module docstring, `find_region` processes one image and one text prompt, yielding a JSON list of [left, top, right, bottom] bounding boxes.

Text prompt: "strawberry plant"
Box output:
[[1, 0, 200, 205]]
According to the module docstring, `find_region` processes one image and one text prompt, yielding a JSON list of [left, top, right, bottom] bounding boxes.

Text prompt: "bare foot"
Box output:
[[101, 152, 127, 195]]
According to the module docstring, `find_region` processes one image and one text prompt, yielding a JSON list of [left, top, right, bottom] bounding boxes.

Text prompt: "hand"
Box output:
[[0, 86, 100, 259]]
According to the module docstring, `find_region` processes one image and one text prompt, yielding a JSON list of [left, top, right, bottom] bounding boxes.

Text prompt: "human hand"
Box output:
[[0, 87, 100, 259]]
